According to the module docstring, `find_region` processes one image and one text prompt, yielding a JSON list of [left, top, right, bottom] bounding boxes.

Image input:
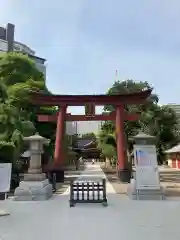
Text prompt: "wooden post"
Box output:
[[116, 105, 126, 170], [116, 105, 130, 182], [54, 105, 67, 167]]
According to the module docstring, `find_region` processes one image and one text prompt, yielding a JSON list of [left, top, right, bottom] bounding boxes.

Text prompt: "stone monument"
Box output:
[[14, 133, 53, 201], [127, 132, 165, 200]]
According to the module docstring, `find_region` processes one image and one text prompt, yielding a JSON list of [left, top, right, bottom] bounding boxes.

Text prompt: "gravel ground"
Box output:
[[102, 166, 180, 197]]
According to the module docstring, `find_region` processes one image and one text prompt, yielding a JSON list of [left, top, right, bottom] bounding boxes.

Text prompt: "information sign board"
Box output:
[[0, 163, 12, 193], [133, 145, 160, 190]]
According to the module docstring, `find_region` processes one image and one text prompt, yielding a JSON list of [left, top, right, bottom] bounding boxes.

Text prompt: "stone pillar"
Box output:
[[127, 132, 165, 200], [14, 133, 53, 201], [116, 105, 129, 182]]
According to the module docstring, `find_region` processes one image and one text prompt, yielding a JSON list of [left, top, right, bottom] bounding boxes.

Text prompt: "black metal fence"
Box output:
[[0, 192, 6, 200], [47, 172, 57, 193], [52, 173, 57, 193], [69, 179, 108, 207]]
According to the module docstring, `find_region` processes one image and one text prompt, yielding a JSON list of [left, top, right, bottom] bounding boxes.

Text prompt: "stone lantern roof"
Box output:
[[23, 133, 49, 145], [132, 132, 155, 139]]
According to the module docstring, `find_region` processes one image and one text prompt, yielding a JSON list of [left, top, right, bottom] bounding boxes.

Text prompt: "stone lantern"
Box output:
[[14, 133, 53, 201], [128, 131, 165, 200], [132, 132, 156, 145], [24, 133, 49, 178]]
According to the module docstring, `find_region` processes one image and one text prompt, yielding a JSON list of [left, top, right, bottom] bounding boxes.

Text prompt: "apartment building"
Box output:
[[0, 23, 46, 76]]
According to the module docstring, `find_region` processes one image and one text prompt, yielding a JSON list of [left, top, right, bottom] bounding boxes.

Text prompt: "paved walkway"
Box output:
[[0, 163, 180, 239], [62, 163, 115, 195]]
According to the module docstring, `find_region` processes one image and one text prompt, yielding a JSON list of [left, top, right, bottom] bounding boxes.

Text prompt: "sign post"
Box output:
[[128, 132, 164, 200], [134, 145, 160, 190], [0, 163, 12, 216]]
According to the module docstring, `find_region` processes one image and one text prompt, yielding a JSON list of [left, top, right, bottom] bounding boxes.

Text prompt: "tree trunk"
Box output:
[[75, 159, 79, 170], [105, 158, 110, 168]]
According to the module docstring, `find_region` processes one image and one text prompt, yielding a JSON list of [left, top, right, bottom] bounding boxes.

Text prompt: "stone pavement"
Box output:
[[0, 163, 180, 239], [62, 162, 115, 195]]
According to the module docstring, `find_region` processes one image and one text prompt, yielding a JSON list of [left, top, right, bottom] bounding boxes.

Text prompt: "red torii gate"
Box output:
[[32, 89, 151, 182]]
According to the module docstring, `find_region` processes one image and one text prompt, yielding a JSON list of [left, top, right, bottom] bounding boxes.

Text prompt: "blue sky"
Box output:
[[1, 0, 180, 116]]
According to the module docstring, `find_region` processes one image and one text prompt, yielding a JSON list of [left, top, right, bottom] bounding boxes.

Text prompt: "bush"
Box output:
[[0, 141, 15, 163]]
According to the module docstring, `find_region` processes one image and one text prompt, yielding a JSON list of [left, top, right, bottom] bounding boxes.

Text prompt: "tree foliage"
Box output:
[[0, 52, 55, 168], [0, 52, 44, 86], [80, 132, 96, 139], [0, 141, 15, 164], [0, 52, 178, 168], [99, 79, 179, 163]]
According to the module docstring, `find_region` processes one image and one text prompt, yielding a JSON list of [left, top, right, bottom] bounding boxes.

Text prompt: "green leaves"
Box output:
[[0, 52, 52, 167], [0, 52, 44, 86], [80, 132, 96, 139], [100, 79, 179, 163], [101, 144, 116, 158], [0, 141, 15, 163]]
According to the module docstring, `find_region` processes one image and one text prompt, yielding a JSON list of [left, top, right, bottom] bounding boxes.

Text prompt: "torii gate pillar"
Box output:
[[54, 105, 67, 166], [116, 105, 130, 182], [49, 105, 66, 182]]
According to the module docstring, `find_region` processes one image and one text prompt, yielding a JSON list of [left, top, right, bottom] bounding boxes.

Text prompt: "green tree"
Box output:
[[80, 132, 96, 139], [0, 52, 45, 86], [99, 143, 116, 167], [0, 141, 15, 163], [0, 52, 56, 166], [0, 102, 35, 161], [100, 79, 179, 164]]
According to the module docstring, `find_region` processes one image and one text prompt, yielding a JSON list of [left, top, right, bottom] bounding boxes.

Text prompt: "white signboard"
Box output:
[[136, 166, 160, 190], [134, 145, 157, 167], [133, 145, 160, 190], [0, 163, 12, 193]]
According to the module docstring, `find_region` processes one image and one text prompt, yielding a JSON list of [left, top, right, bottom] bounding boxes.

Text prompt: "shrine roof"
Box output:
[[165, 144, 180, 153], [75, 139, 96, 149], [77, 139, 92, 148], [32, 89, 152, 106]]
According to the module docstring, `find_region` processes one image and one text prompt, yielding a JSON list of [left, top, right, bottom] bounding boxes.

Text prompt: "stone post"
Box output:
[[127, 132, 165, 200], [14, 133, 53, 201]]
